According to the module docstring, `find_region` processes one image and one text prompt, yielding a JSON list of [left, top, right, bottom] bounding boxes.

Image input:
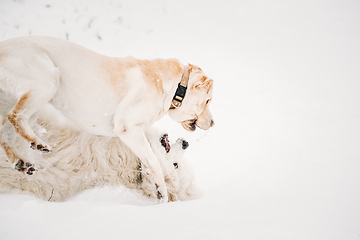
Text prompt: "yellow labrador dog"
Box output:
[[0, 36, 214, 202]]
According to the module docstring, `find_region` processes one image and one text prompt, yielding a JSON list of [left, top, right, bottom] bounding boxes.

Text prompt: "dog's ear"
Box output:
[[188, 63, 213, 93], [188, 63, 202, 73], [194, 77, 213, 93]]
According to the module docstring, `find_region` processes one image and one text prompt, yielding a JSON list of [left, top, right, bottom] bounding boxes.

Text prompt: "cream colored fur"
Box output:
[[0, 105, 198, 202]]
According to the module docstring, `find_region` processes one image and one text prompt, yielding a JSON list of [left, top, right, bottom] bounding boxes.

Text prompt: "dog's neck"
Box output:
[[170, 65, 190, 109]]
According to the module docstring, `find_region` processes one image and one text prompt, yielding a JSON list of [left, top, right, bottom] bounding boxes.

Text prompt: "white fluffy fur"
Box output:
[[0, 105, 198, 202]]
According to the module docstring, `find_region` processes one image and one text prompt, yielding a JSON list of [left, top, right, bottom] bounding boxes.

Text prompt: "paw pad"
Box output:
[[14, 159, 37, 175], [30, 142, 51, 153]]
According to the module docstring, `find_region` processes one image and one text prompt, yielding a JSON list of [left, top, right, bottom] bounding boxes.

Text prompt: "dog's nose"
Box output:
[[210, 119, 215, 127], [177, 138, 189, 150], [181, 139, 189, 150]]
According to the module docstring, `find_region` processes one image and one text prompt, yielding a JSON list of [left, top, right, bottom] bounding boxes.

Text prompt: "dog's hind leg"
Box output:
[[0, 90, 35, 174], [1, 46, 59, 154], [0, 132, 37, 175], [7, 91, 54, 154]]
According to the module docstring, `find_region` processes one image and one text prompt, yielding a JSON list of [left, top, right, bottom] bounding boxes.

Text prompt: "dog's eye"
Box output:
[[206, 99, 211, 104], [173, 163, 178, 169]]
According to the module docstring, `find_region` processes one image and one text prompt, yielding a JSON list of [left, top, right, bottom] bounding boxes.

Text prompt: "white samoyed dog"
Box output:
[[0, 95, 198, 202]]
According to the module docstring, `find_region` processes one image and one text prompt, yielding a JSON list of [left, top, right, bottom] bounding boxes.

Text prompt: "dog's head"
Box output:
[[158, 133, 199, 201], [169, 64, 214, 132], [141, 132, 199, 201]]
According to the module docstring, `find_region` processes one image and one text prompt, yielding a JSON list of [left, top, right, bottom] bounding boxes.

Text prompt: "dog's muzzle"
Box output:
[[160, 134, 189, 152], [181, 119, 197, 132]]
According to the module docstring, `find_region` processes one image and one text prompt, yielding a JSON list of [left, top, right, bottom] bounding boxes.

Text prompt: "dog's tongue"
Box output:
[[191, 122, 197, 131], [164, 136, 170, 153]]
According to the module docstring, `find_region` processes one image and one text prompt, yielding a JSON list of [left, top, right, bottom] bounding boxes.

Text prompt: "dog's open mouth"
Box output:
[[181, 119, 197, 132], [160, 134, 171, 153]]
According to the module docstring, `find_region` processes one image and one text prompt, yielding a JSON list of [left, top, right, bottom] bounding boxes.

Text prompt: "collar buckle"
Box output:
[[171, 65, 189, 108]]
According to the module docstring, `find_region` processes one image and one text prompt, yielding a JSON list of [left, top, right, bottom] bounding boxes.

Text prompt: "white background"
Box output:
[[0, 0, 359, 239]]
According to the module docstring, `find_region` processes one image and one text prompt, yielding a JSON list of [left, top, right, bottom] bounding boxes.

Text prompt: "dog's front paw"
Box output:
[[30, 142, 52, 154], [155, 183, 169, 203], [14, 159, 37, 175]]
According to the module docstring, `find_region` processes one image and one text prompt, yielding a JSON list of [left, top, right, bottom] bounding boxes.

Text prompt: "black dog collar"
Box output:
[[172, 65, 190, 108]]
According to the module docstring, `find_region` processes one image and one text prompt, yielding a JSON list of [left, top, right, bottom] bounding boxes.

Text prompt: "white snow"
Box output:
[[1, 0, 360, 239]]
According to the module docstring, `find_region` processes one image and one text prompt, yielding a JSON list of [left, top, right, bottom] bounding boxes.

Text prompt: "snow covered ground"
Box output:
[[1, 0, 360, 239]]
